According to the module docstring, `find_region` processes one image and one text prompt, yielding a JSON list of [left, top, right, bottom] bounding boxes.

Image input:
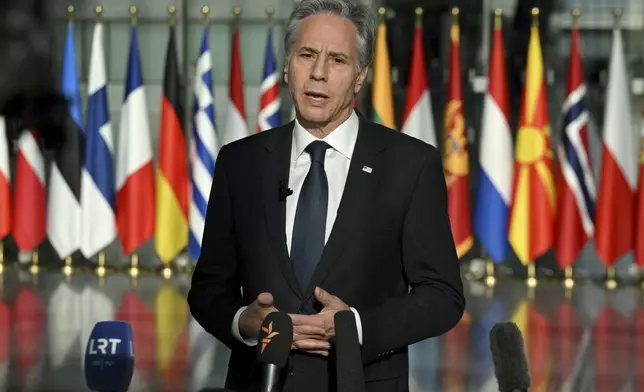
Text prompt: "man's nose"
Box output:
[[310, 56, 328, 81]]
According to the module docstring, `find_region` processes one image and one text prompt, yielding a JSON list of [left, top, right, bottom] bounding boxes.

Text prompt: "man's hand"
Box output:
[[238, 292, 278, 340], [289, 287, 350, 356]]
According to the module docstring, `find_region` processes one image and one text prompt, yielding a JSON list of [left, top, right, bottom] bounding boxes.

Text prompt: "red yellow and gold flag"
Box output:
[[443, 8, 472, 259], [508, 9, 555, 265]]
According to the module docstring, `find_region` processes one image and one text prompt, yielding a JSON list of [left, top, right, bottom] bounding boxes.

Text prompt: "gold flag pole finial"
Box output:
[[572, 8, 581, 28], [451, 7, 459, 25], [531, 7, 539, 27], [168, 5, 176, 26], [67, 5, 75, 23], [266, 6, 275, 24], [202, 6, 210, 25], [129, 6, 137, 26], [233, 6, 242, 19], [415, 7, 423, 28], [95, 5, 103, 20], [378, 7, 386, 24], [494, 8, 503, 28]]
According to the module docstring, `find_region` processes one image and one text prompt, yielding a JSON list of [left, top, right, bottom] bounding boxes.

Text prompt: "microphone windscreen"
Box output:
[[257, 312, 293, 368], [84, 321, 135, 392], [489, 321, 531, 392], [334, 310, 366, 392]]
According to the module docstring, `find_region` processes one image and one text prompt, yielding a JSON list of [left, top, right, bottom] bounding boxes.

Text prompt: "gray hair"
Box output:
[[284, 0, 377, 71]]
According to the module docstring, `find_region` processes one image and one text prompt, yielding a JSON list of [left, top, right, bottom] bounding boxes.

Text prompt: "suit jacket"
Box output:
[[187, 113, 466, 392]]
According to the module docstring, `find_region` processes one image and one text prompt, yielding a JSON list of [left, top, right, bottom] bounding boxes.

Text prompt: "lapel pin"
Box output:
[[362, 165, 373, 174]]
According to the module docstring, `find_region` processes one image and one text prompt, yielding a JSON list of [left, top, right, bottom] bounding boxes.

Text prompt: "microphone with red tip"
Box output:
[[84, 321, 135, 392], [489, 321, 531, 392], [257, 312, 293, 392]]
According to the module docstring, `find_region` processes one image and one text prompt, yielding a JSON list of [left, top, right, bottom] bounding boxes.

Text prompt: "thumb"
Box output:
[[257, 292, 274, 308], [314, 287, 333, 306]]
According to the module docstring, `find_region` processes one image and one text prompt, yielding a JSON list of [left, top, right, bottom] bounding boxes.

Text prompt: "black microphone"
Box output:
[[257, 312, 293, 392], [489, 321, 531, 392], [334, 311, 366, 392], [279, 181, 293, 201]]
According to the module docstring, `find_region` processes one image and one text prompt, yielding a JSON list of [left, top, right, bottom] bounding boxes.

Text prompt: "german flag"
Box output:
[[155, 21, 188, 263]]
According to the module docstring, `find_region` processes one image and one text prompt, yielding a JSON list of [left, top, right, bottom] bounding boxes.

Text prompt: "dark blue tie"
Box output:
[[291, 140, 331, 291]]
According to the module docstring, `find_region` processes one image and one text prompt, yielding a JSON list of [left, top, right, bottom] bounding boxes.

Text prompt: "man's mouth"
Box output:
[[304, 91, 329, 99]]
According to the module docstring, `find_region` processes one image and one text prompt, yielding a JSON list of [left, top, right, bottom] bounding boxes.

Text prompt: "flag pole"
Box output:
[[266, 6, 274, 24], [30, 249, 39, 275], [160, 4, 177, 282], [62, 3, 76, 279], [0, 240, 4, 275]]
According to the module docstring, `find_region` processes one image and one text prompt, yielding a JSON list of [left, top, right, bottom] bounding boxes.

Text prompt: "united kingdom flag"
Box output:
[[258, 25, 281, 132]]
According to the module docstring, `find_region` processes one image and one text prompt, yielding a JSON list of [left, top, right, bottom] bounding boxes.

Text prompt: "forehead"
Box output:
[[295, 13, 357, 55]]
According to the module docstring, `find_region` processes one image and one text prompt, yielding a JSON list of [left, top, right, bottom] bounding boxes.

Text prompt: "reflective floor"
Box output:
[[0, 267, 642, 392]]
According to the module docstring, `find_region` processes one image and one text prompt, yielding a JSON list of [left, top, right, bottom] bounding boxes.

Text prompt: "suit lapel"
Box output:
[[260, 123, 304, 299], [302, 116, 388, 299]]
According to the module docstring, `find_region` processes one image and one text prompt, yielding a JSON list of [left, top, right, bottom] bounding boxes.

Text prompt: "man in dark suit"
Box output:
[[187, 0, 465, 391]]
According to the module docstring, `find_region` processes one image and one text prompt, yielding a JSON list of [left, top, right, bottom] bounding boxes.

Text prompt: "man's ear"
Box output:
[[354, 66, 369, 94], [283, 58, 289, 84]]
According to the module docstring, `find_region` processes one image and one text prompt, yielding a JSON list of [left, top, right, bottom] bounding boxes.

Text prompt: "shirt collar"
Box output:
[[292, 110, 359, 162]]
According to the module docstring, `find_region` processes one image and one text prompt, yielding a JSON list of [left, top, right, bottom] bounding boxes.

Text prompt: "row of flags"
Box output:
[[0, 6, 639, 271], [0, 11, 283, 265], [371, 8, 644, 272]]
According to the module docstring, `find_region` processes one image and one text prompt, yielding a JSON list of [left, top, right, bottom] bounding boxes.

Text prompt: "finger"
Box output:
[[293, 324, 326, 337], [289, 314, 323, 327], [293, 339, 331, 351], [257, 292, 274, 307]]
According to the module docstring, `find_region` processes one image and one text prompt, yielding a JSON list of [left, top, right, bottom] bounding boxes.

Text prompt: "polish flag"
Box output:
[[222, 25, 249, 145], [634, 108, 644, 265], [115, 25, 155, 255], [401, 10, 437, 147], [0, 117, 10, 240], [595, 24, 638, 266], [13, 130, 46, 252]]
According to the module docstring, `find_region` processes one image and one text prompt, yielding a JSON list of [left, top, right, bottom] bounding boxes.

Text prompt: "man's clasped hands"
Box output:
[[239, 287, 349, 357]]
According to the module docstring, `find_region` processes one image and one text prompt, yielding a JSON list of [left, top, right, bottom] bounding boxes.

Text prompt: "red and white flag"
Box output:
[[0, 117, 11, 240], [595, 25, 638, 267], [634, 108, 644, 265], [401, 13, 437, 147], [222, 25, 249, 145], [13, 130, 46, 252]]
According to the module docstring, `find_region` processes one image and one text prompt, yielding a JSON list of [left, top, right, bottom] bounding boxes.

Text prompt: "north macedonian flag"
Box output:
[[508, 18, 556, 265], [443, 12, 472, 259]]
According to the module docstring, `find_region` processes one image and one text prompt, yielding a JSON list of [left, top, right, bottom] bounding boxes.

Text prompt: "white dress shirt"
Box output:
[[231, 111, 363, 346]]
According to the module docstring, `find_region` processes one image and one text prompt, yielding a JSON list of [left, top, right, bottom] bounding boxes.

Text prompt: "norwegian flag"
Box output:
[[257, 25, 281, 132], [13, 130, 46, 252], [555, 25, 596, 268]]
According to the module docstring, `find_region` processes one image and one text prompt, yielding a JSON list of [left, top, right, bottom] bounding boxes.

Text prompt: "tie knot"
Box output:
[[305, 140, 330, 164]]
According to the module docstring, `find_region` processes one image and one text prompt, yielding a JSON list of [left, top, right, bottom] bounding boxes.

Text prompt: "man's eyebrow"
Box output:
[[298, 46, 349, 59]]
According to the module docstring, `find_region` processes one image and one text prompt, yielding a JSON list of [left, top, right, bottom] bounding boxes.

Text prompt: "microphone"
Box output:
[[334, 311, 366, 392], [489, 321, 531, 392], [84, 321, 135, 392], [257, 312, 293, 392], [279, 181, 293, 201]]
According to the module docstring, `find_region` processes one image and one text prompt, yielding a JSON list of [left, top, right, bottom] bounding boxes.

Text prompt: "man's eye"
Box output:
[[300, 53, 313, 59], [333, 58, 346, 64]]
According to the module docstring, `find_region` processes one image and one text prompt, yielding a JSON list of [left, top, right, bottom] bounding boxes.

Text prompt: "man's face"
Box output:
[[285, 13, 367, 128]]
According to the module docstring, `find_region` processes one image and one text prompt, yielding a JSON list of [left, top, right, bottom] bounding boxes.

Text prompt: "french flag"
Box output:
[[595, 23, 637, 267], [473, 13, 513, 263], [554, 24, 596, 268], [115, 24, 155, 255]]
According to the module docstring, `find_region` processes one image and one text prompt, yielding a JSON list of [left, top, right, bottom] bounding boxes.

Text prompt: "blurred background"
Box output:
[[2, 0, 644, 390]]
